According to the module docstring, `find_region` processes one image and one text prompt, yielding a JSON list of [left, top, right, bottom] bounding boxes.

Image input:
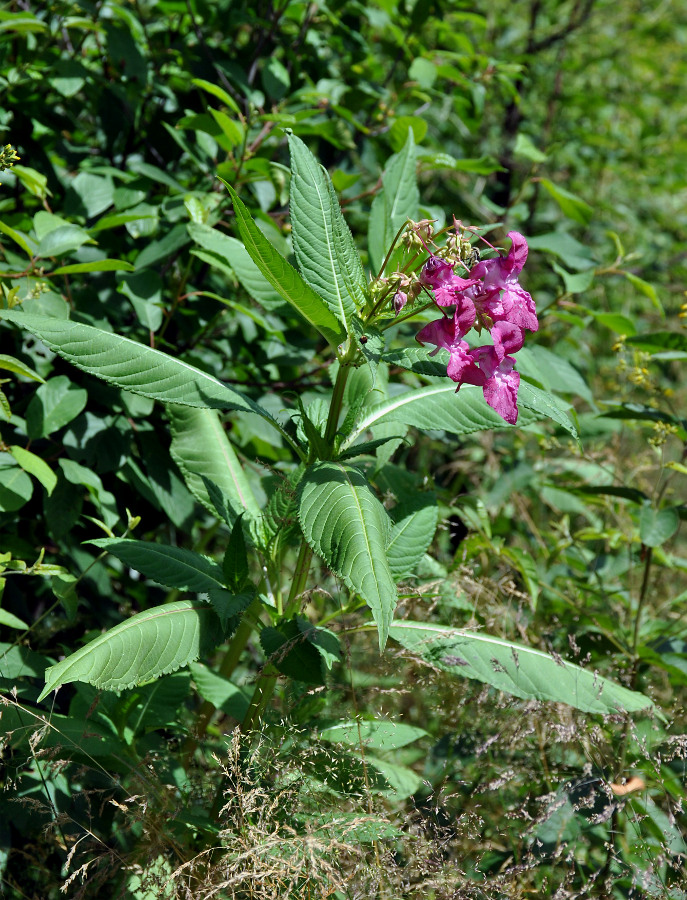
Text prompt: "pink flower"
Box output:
[[420, 256, 480, 308], [416, 316, 484, 384], [414, 232, 533, 425], [471, 346, 520, 425], [469, 232, 538, 333]]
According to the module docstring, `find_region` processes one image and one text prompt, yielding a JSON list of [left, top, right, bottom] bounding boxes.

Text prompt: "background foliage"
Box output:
[[1, 0, 686, 897]]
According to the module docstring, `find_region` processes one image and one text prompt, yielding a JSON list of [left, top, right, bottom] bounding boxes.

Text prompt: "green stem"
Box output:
[[183, 595, 264, 765], [324, 358, 353, 447], [237, 361, 352, 736]]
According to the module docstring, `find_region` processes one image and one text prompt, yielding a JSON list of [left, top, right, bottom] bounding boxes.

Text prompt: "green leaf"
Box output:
[[0, 354, 44, 382], [222, 182, 344, 347], [389, 621, 659, 716], [0, 220, 38, 257], [639, 506, 680, 547], [538, 178, 593, 226], [8, 445, 57, 495], [388, 117, 427, 151], [386, 495, 438, 581], [518, 382, 579, 439], [527, 231, 595, 271], [298, 461, 397, 649], [188, 222, 281, 307], [0, 310, 264, 415], [343, 382, 576, 446], [261, 617, 328, 685], [626, 332, 687, 353], [167, 406, 260, 522], [288, 133, 366, 328], [191, 77, 241, 114], [88, 538, 226, 592], [50, 259, 135, 275], [0, 608, 28, 630], [189, 661, 249, 720], [513, 134, 547, 163], [624, 272, 663, 315], [223, 514, 249, 589], [319, 719, 427, 750], [36, 224, 93, 259], [37, 600, 222, 700], [369, 131, 419, 274], [25, 375, 88, 439]]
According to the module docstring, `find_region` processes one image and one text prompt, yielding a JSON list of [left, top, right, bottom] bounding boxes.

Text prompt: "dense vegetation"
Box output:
[[1, 1, 686, 897]]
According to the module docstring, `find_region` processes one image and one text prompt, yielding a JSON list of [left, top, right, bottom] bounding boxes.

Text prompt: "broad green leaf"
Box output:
[[386, 495, 438, 581], [539, 178, 593, 226], [0, 310, 264, 415], [298, 461, 397, 649], [0, 453, 34, 512], [369, 131, 419, 274], [167, 406, 260, 522], [50, 259, 135, 275], [527, 232, 595, 271], [319, 719, 427, 750], [0, 643, 48, 678], [222, 182, 344, 347], [37, 600, 222, 699], [365, 756, 422, 800], [9, 445, 57, 495], [88, 538, 225, 592], [343, 382, 576, 446], [0, 354, 44, 382], [639, 506, 680, 547], [389, 621, 658, 716], [288, 133, 366, 327], [189, 661, 249, 720], [25, 375, 88, 438], [36, 224, 93, 258], [260, 617, 328, 685], [513, 134, 547, 163]]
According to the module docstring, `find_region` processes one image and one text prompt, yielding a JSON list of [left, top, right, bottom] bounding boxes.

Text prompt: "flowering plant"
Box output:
[[416, 230, 537, 424]]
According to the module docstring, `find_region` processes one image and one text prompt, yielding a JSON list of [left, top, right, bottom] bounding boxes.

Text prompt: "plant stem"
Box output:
[[182, 595, 264, 765], [324, 357, 352, 447]]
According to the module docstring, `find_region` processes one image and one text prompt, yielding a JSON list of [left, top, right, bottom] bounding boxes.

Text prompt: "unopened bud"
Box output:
[[393, 291, 408, 314]]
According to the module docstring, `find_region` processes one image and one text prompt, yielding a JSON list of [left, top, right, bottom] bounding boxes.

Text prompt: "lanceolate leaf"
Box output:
[[343, 383, 538, 445], [222, 182, 344, 348], [188, 222, 281, 307], [368, 131, 419, 274], [167, 406, 260, 522], [288, 133, 366, 328], [343, 382, 576, 443], [389, 622, 658, 716], [88, 538, 226, 592], [386, 495, 438, 581], [298, 461, 397, 650], [0, 310, 257, 413], [37, 600, 222, 699]]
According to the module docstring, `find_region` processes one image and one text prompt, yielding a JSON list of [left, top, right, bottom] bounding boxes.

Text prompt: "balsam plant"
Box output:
[[1, 133, 657, 736]]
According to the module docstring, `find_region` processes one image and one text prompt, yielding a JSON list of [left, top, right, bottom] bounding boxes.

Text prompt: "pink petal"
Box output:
[[504, 231, 528, 275], [482, 360, 520, 424], [491, 320, 524, 360]]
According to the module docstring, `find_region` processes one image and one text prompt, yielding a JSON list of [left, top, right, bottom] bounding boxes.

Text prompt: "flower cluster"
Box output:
[[416, 231, 538, 424]]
